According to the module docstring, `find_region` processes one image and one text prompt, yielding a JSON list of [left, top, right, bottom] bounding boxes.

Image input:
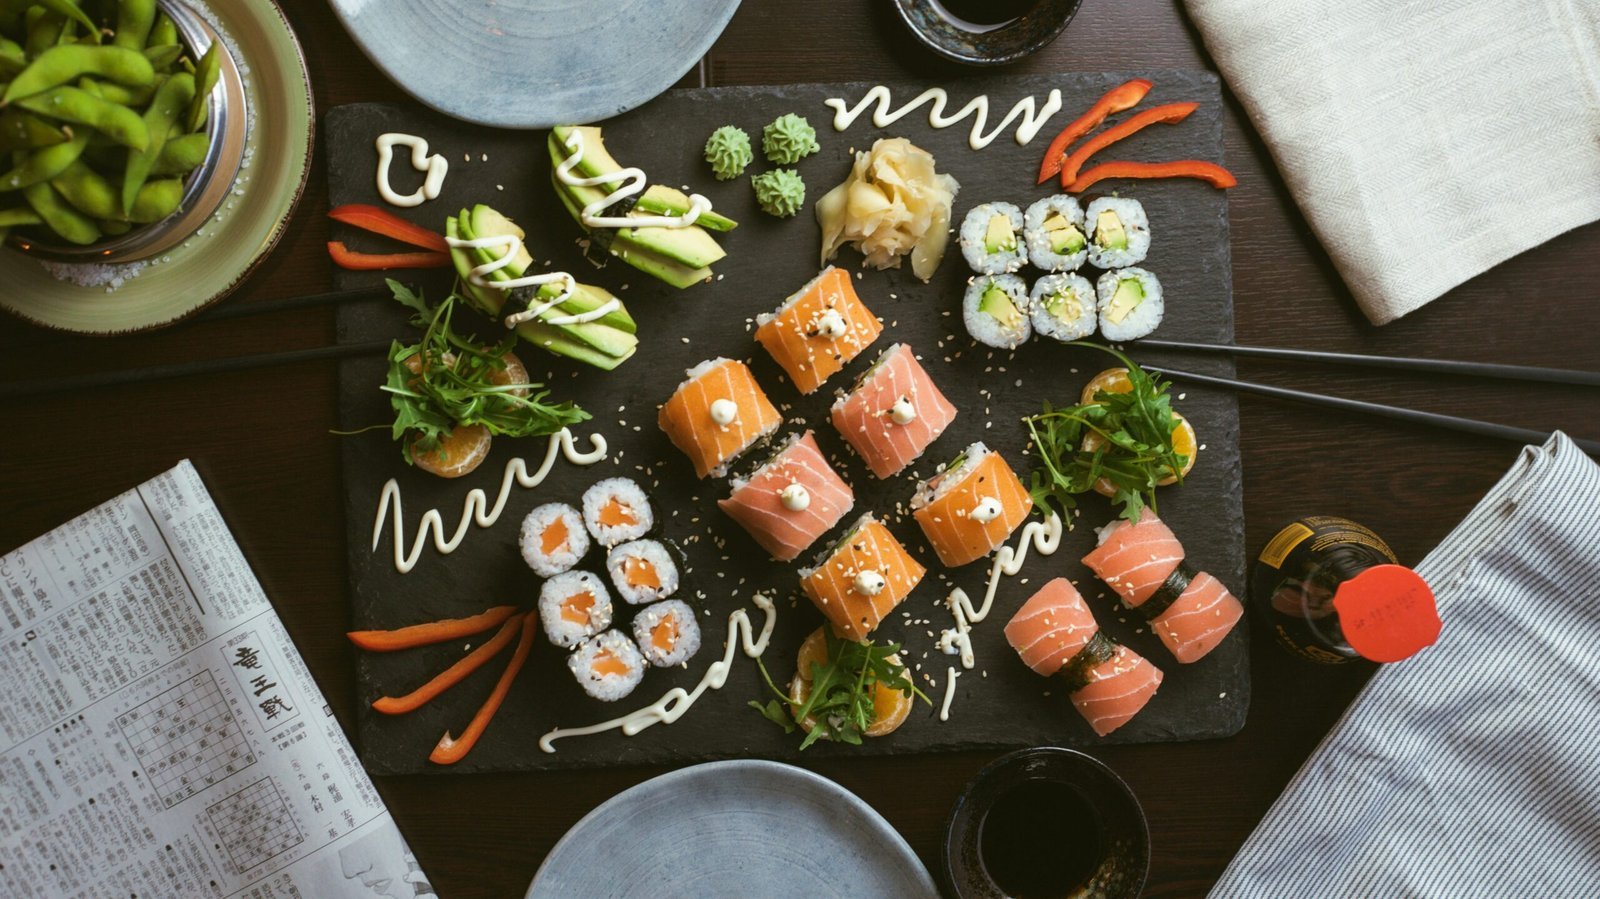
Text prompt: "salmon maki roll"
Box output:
[[658, 358, 782, 478], [718, 431, 855, 562], [911, 442, 1033, 567], [1080, 510, 1184, 607], [800, 514, 926, 641], [830, 343, 957, 479], [1145, 569, 1245, 664], [755, 266, 883, 394], [1067, 643, 1163, 737], [1003, 578, 1099, 676]]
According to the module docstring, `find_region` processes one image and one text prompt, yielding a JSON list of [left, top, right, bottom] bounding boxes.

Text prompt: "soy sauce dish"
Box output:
[[944, 747, 1149, 898], [892, 0, 1082, 67]]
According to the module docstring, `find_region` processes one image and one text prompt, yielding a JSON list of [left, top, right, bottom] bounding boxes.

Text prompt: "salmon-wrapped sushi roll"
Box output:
[[800, 514, 925, 641], [658, 358, 782, 478], [1003, 578, 1162, 737], [1080, 510, 1184, 607], [756, 267, 882, 394], [830, 343, 957, 479], [718, 431, 854, 562], [911, 442, 1033, 567]]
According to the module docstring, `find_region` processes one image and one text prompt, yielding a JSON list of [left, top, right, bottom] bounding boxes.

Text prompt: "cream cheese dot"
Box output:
[[813, 310, 848, 339], [853, 570, 887, 596], [709, 398, 738, 426], [889, 397, 917, 425], [779, 482, 811, 512], [971, 496, 1003, 524]]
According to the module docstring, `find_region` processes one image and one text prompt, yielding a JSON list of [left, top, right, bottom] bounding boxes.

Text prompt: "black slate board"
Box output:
[[328, 73, 1248, 775]]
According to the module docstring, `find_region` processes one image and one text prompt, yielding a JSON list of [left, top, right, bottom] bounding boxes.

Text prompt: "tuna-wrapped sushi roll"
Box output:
[[830, 343, 958, 479], [658, 358, 782, 478], [718, 431, 854, 562], [963, 274, 1032, 349], [911, 442, 1034, 567], [567, 630, 646, 701], [1030, 274, 1097, 343], [1084, 196, 1150, 269], [518, 502, 589, 577], [755, 266, 883, 395], [631, 599, 702, 667], [1003, 578, 1164, 736], [1024, 195, 1088, 272], [582, 477, 654, 547], [800, 513, 926, 642], [539, 570, 614, 649], [1096, 267, 1164, 341], [959, 202, 1027, 274], [605, 539, 679, 604]]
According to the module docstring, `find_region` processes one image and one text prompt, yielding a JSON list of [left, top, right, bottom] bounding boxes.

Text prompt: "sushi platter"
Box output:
[[330, 72, 1249, 774]]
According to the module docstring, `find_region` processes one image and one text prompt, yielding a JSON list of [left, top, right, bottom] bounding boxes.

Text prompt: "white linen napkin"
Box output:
[[1184, 0, 1600, 324], [1209, 432, 1600, 897]]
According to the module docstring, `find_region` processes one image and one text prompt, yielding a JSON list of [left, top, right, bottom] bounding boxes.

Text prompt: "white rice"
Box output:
[[538, 570, 614, 649], [962, 274, 1032, 349], [606, 539, 680, 604], [581, 477, 654, 547], [518, 503, 589, 577], [567, 630, 646, 701], [1096, 267, 1165, 341], [631, 599, 702, 667], [1030, 273, 1098, 343], [1085, 197, 1151, 269], [755, 267, 831, 328], [1024, 195, 1088, 272], [911, 442, 990, 509], [958, 202, 1027, 274]]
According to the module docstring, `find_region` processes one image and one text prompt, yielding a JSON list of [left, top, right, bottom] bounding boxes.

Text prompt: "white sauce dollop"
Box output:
[[375, 133, 447, 207], [554, 129, 712, 229], [779, 482, 811, 512], [936, 513, 1064, 672], [853, 570, 887, 597], [444, 233, 620, 329], [709, 398, 739, 427], [970, 496, 1003, 524], [889, 397, 917, 426], [824, 86, 1064, 151], [813, 310, 848, 339]]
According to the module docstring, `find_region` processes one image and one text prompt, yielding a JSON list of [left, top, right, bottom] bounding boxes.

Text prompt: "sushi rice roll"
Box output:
[[799, 513, 926, 642], [755, 266, 883, 395], [657, 358, 783, 479], [631, 599, 703, 668], [830, 343, 958, 479], [539, 570, 614, 649], [518, 502, 589, 577], [1096, 267, 1164, 341], [963, 274, 1032, 349], [605, 538, 680, 604], [718, 431, 855, 562], [1024, 195, 1088, 272], [958, 202, 1027, 274], [911, 441, 1034, 567], [1084, 197, 1151, 269], [581, 477, 654, 547], [1030, 274, 1098, 343], [567, 630, 646, 702]]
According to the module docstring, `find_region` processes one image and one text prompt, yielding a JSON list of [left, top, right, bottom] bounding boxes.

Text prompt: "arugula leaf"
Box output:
[[751, 630, 930, 749], [386, 278, 432, 323]]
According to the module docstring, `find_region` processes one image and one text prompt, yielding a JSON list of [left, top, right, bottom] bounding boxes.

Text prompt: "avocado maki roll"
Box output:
[[1030, 274, 1097, 342], [963, 274, 1032, 349], [1024, 196, 1088, 272], [958, 202, 1026, 275], [1096, 267, 1164, 341], [1085, 197, 1150, 269]]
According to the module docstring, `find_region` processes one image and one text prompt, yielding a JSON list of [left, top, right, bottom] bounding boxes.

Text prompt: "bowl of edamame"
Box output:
[[0, 0, 248, 264]]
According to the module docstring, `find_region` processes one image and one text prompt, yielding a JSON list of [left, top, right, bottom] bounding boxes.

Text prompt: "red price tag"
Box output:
[[1333, 565, 1441, 662]]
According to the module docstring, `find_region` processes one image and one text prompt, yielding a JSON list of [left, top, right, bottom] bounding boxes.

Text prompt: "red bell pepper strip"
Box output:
[[429, 611, 537, 766], [1058, 101, 1200, 187], [328, 203, 449, 252], [1037, 78, 1153, 184], [327, 241, 450, 271], [347, 605, 518, 652], [371, 615, 521, 715], [1066, 160, 1238, 193]]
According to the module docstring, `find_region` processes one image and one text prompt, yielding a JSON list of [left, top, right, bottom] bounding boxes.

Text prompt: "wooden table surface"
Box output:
[[4, 1, 1598, 896]]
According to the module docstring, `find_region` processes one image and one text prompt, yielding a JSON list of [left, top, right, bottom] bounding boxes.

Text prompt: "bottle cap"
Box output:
[[1332, 564, 1441, 662]]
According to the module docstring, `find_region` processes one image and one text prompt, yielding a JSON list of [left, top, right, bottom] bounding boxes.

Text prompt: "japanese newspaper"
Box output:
[[0, 461, 435, 898]]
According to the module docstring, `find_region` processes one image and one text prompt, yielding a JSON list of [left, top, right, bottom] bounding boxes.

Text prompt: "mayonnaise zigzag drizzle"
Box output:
[[824, 86, 1063, 150], [444, 233, 619, 329], [372, 429, 607, 574], [539, 594, 778, 752], [554, 130, 712, 229]]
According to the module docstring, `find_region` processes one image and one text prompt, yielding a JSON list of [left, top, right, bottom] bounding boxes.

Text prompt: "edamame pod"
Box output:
[[15, 85, 150, 150], [83, 76, 154, 106], [0, 109, 68, 151], [98, 217, 130, 235], [24, 11, 65, 57], [186, 43, 217, 131], [141, 43, 181, 70], [0, 38, 25, 78], [121, 69, 189, 213], [147, 11, 175, 47], [126, 176, 179, 223], [2, 45, 155, 104], [151, 131, 206, 175], [0, 127, 86, 190], [0, 206, 44, 227], [50, 158, 117, 217], [32, 0, 95, 36], [113, 0, 156, 51], [21, 178, 98, 243]]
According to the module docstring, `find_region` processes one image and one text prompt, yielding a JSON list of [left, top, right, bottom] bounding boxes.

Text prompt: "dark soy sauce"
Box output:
[[979, 779, 1103, 898], [930, 0, 1037, 29]]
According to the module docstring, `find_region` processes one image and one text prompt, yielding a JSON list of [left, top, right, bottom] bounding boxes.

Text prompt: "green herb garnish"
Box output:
[[1024, 341, 1189, 523], [381, 279, 589, 465], [750, 630, 929, 750]]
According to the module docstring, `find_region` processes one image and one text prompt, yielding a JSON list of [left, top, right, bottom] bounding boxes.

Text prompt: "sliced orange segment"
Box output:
[[1081, 411, 1197, 496], [1079, 367, 1133, 405], [411, 424, 491, 479]]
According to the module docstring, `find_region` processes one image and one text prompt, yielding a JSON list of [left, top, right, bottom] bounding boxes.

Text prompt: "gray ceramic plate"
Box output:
[[527, 760, 939, 899], [327, 0, 740, 128]]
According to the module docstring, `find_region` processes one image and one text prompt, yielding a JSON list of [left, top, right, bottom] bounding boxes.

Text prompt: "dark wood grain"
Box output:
[[2, 1, 1596, 896]]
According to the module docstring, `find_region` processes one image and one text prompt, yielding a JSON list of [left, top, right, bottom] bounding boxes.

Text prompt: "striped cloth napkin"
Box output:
[[1210, 432, 1600, 897], [1184, 0, 1600, 324]]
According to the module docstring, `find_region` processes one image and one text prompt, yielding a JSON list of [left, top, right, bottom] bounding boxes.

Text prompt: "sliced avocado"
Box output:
[[1042, 212, 1085, 254], [982, 214, 1015, 254], [550, 130, 736, 231], [1095, 210, 1127, 250], [1103, 277, 1145, 324], [549, 173, 714, 289], [1045, 290, 1083, 321], [465, 204, 635, 334], [978, 284, 1022, 329], [640, 184, 737, 232]]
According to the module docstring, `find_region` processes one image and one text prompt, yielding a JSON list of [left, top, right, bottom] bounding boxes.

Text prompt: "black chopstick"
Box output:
[[1134, 338, 1600, 387], [1147, 364, 1600, 456], [0, 339, 394, 400], [189, 283, 398, 324]]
